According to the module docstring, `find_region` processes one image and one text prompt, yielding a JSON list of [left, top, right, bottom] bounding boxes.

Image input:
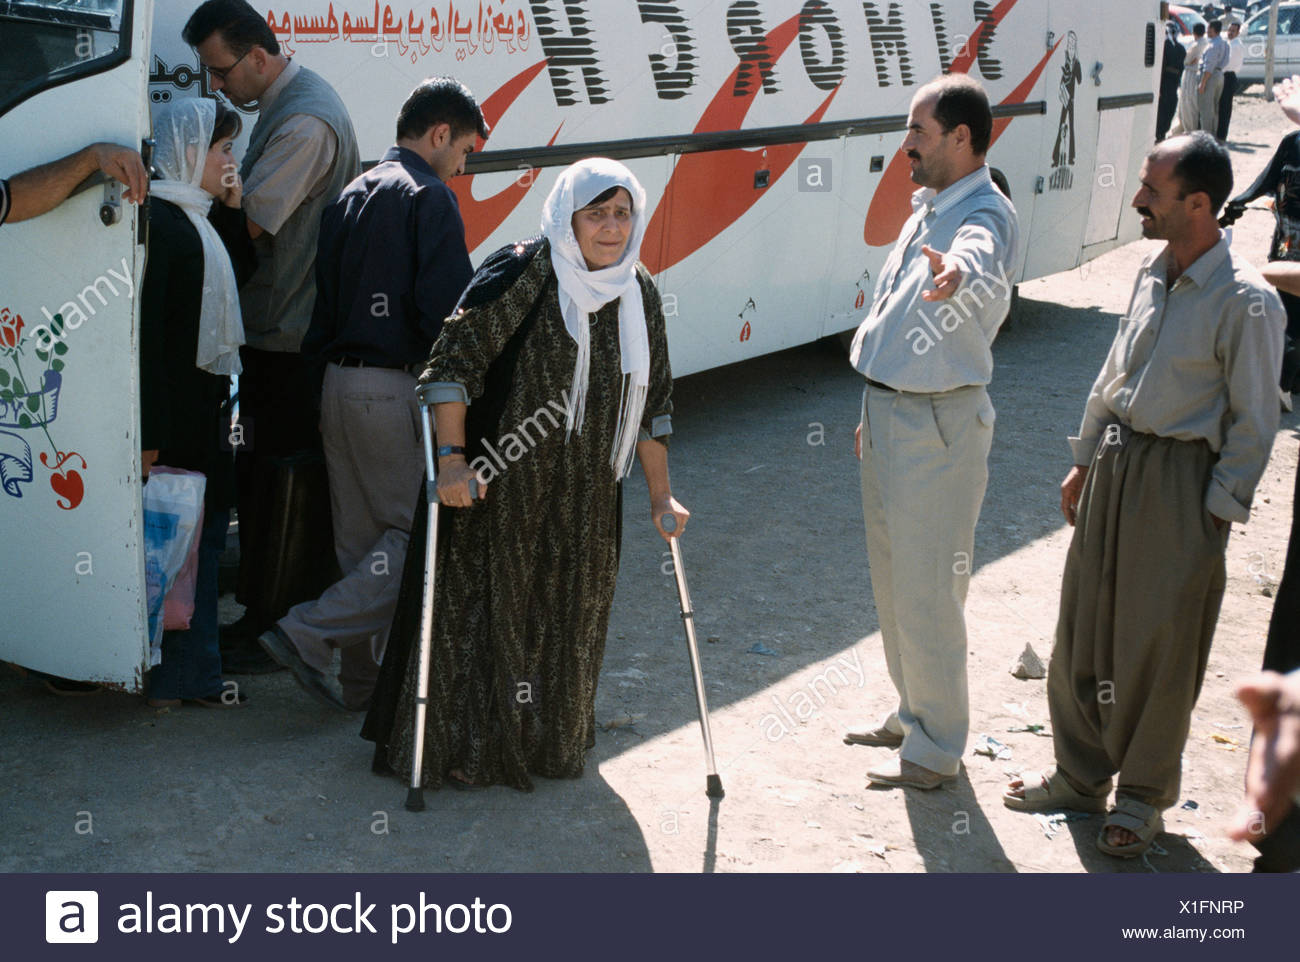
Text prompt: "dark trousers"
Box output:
[[1218, 72, 1237, 141], [1252, 454, 1300, 872], [1264, 454, 1300, 675], [148, 509, 230, 700], [234, 346, 324, 620]]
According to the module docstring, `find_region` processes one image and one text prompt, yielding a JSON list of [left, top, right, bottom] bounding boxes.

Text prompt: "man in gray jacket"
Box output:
[[184, 0, 361, 672]]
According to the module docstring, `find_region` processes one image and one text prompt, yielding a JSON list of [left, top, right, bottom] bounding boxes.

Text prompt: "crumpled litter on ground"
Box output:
[[974, 735, 1013, 760], [1033, 811, 1091, 839], [1007, 723, 1051, 737]]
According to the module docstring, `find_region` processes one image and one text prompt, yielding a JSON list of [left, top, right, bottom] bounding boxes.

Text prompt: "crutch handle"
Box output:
[[432, 478, 480, 504]]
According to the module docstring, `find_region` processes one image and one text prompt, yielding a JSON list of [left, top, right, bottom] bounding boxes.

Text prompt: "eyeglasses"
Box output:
[[204, 49, 248, 82]]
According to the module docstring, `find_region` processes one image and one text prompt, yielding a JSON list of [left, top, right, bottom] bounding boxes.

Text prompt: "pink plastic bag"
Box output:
[[149, 466, 206, 631]]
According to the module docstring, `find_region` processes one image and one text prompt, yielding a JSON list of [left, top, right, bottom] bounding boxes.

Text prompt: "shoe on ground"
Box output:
[[220, 634, 284, 675], [866, 756, 955, 790], [1096, 797, 1163, 858], [257, 627, 348, 711], [220, 612, 268, 644], [843, 725, 904, 748]]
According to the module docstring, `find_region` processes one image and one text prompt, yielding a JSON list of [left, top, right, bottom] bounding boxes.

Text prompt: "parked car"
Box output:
[[1168, 4, 1209, 38], [1238, 2, 1300, 88]]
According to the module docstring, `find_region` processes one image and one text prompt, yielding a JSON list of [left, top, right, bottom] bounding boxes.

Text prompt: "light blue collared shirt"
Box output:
[[849, 165, 1020, 393], [1200, 35, 1230, 79]]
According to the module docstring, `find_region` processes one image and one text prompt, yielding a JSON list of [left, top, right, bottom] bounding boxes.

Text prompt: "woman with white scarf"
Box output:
[[141, 98, 255, 708], [363, 158, 685, 790]]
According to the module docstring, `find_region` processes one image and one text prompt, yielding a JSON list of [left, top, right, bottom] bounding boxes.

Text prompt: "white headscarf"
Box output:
[[541, 158, 651, 478], [149, 98, 244, 376]]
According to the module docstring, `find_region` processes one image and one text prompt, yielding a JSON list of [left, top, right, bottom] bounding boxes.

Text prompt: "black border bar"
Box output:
[[1099, 93, 1156, 111]]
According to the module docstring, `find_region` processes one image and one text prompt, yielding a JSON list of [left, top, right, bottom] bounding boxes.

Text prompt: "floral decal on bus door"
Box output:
[[0, 308, 86, 510]]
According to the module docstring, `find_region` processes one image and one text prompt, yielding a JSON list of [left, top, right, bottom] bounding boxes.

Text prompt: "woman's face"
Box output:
[[571, 187, 633, 270], [199, 136, 237, 197]]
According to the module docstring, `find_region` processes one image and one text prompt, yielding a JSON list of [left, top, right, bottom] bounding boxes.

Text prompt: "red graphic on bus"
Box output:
[[642, 15, 841, 275], [447, 58, 561, 252]]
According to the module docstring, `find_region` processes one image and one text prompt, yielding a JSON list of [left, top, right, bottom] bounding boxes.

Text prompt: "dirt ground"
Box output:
[[3, 93, 1298, 875]]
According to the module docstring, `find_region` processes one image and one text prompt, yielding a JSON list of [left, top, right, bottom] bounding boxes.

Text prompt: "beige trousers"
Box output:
[[1048, 430, 1228, 810], [278, 364, 425, 707], [1197, 73, 1224, 138], [859, 382, 995, 775]]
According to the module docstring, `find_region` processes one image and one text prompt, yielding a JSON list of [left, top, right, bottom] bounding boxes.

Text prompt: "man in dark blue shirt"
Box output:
[[259, 78, 488, 711]]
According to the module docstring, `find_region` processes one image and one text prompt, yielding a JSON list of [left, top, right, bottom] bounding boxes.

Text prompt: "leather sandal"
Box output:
[[1096, 797, 1163, 858], [1003, 768, 1109, 813]]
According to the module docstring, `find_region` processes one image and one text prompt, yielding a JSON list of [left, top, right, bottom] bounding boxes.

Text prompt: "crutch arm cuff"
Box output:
[[638, 414, 673, 442], [416, 381, 469, 407]]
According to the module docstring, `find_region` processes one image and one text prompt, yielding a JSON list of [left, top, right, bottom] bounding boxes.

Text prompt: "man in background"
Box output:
[[183, 0, 361, 673], [259, 78, 487, 711], [1218, 20, 1244, 142], [1198, 20, 1230, 138], [1156, 22, 1186, 142]]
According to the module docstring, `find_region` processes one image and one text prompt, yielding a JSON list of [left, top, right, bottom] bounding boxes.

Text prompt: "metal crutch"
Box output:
[[661, 515, 725, 799], [406, 392, 477, 812]]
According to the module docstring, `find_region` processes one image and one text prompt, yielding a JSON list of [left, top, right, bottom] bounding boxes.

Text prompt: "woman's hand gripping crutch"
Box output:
[[405, 392, 480, 812]]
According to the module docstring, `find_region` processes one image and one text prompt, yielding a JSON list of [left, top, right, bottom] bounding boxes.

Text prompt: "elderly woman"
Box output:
[[363, 158, 686, 790], [141, 98, 255, 708]]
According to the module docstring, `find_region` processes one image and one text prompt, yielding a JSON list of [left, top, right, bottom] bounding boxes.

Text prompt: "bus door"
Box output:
[[0, 0, 154, 689], [1021, 12, 1101, 278]]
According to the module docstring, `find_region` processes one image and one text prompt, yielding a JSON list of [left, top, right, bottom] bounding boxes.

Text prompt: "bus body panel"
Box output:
[[0, 0, 1160, 685], [0, 1, 153, 688]]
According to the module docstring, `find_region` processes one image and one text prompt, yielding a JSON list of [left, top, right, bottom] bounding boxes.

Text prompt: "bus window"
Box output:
[[0, 1, 129, 117]]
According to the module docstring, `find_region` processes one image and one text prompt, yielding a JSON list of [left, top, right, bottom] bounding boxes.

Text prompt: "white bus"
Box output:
[[0, 0, 1162, 688]]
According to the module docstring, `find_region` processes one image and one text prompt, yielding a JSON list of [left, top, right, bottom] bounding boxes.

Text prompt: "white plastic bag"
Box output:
[[142, 469, 206, 666]]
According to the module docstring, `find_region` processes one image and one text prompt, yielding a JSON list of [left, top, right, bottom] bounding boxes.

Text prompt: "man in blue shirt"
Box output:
[[1198, 19, 1230, 137], [259, 78, 488, 711]]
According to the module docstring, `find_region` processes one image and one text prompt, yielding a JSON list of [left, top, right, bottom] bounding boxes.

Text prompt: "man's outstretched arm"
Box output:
[[5, 143, 147, 225]]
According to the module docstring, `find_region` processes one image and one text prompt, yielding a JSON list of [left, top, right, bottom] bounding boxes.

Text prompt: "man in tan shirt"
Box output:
[[183, 1, 360, 672], [1004, 132, 1284, 858]]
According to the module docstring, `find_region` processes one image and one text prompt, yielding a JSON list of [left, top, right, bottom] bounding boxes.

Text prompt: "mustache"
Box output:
[[907, 151, 920, 161], [1137, 206, 1153, 218]]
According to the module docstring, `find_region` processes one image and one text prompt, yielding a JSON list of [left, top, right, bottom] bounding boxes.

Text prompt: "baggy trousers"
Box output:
[[278, 364, 425, 707], [859, 382, 995, 776], [1048, 430, 1227, 810], [1198, 73, 1224, 138]]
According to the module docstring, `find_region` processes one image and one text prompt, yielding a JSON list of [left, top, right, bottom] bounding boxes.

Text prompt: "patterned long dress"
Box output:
[[362, 237, 673, 791]]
